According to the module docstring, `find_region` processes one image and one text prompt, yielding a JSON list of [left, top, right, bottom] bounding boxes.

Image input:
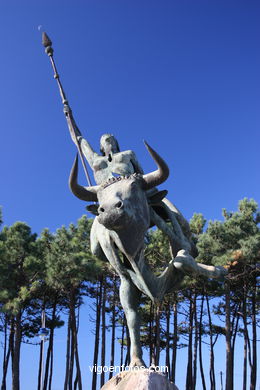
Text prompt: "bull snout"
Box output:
[[97, 199, 125, 230], [98, 200, 124, 214]]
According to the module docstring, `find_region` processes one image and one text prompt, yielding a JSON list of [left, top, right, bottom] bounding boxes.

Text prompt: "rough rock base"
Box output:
[[100, 369, 179, 390]]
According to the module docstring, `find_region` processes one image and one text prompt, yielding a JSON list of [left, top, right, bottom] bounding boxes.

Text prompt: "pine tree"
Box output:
[[196, 198, 260, 390], [0, 222, 40, 390]]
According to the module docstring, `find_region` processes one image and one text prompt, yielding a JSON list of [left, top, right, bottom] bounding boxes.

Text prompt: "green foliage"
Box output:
[[42, 216, 100, 292], [190, 213, 206, 236], [0, 222, 40, 314], [197, 198, 260, 268], [145, 228, 172, 273]]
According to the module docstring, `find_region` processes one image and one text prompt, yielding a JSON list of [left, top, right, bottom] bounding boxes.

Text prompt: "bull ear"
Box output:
[[148, 190, 168, 205], [69, 154, 99, 202], [142, 141, 169, 190]]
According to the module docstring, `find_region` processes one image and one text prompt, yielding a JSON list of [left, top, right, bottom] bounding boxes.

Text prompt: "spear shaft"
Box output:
[[42, 32, 92, 187]]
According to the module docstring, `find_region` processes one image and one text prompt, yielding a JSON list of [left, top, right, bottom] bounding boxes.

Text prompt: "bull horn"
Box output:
[[142, 141, 170, 190], [69, 154, 99, 202]]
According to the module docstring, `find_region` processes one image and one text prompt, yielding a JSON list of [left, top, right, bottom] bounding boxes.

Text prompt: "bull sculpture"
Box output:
[[69, 142, 226, 367]]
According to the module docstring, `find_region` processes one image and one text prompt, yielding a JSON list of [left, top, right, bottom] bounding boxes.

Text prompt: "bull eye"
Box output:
[[99, 207, 105, 213], [115, 201, 123, 209]]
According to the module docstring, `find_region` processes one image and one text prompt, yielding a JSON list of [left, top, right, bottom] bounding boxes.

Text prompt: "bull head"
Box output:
[[69, 141, 169, 202]]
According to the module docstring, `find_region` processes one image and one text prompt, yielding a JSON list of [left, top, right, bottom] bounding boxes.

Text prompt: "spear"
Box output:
[[42, 32, 92, 186]]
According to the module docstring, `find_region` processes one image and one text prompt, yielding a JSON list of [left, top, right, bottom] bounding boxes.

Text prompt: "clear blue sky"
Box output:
[[0, 1, 259, 389]]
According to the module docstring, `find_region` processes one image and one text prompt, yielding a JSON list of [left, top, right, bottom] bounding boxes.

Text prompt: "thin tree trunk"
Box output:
[[244, 302, 253, 378], [206, 294, 216, 390], [165, 302, 170, 378], [250, 279, 257, 390], [1, 315, 8, 390], [230, 305, 239, 381], [38, 341, 43, 390], [68, 314, 75, 390], [71, 296, 82, 390], [225, 281, 233, 390], [100, 280, 107, 388], [198, 294, 206, 390], [242, 279, 247, 390], [11, 312, 22, 390], [155, 303, 161, 366], [186, 294, 194, 390], [2, 315, 7, 372], [73, 374, 78, 390], [48, 342, 54, 390], [92, 279, 103, 390], [1, 316, 11, 390], [192, 293, 198, 390], [171, 298, 178, 383], [44, 303, 56, 390], [109, 276, 116, 380], [149, 302, 154, 367], [64, 311, 71, 390], [243, 334, 248, 390]]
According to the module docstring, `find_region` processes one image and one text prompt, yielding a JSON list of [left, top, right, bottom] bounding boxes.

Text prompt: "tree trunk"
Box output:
[[68, 311, 75, 390], [1, 316, 11, 390], [149, 302, 154, 367], [225, 281, 233, 390], [38, 341, 43, 390], [100, 280, 107, 388], [186, 294, 194, 390], [71, 295, 82, 390], [171, 297, 178, 383], [242, 278, 247, 390], [109, 276, 116, 380], [206, 294, 216, 390], [92, 279, 102, 390], [11, 312, 22, 390], [155, 303, 161, 366], [192, 293, 198, 390], [250, 279, 257, 390], [43, 303, 56, 390], [165, 302, 170, 378], [230, 304, 239, 385], [64, 311, 71, 390], [243, 329, 247, 390], [48, 342, 54, 390], [198, 294, 206, 390]]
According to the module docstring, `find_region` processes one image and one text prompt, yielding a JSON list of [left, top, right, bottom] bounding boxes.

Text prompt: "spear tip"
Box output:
[[42, 32, 52, 48]]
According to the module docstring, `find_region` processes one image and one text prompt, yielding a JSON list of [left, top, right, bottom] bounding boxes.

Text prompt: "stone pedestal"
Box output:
[[101, 369, 179, 390]]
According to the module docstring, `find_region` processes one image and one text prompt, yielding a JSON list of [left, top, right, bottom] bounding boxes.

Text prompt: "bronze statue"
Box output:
[[42, 32, 227, 368]]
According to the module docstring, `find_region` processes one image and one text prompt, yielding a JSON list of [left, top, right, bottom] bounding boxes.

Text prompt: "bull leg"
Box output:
[[119, 276, 145, 367], [173, 249, 227, 280]]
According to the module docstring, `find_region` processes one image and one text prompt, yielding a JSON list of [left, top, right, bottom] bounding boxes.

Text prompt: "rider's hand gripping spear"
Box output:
[[42, 32, 92, 187]]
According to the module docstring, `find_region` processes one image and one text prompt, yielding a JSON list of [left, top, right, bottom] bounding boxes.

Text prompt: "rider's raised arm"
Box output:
[[80, 138, 99, 168], [131, 151, 144, 175], [64, 105, 97, 168]]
